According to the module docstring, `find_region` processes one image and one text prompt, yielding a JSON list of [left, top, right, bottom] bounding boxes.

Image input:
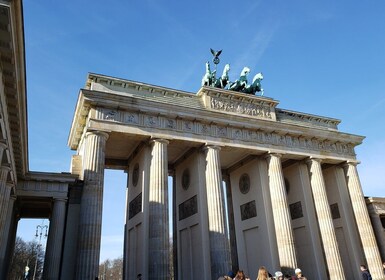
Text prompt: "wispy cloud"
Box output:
[[231, 20, 280, 79]]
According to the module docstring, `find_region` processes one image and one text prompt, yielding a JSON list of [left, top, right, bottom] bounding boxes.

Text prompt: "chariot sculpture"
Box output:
[[201, 49, 264, 96]]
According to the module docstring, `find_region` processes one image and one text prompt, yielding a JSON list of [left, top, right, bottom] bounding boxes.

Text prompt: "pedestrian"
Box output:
[[274, 271, 283, 280], [294, 268, 307, 280], [234, 270, 246, 280], [256, 266, 270, 280], [360, 264, 372, 280]]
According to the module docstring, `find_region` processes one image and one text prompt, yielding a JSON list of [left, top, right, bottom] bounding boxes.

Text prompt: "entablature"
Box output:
[[68, 73, 365, 163]]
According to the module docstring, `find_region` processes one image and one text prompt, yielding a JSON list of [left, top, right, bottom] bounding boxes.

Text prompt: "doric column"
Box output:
[[343, 162, 384, 279], [0, 194, 15, 279], [0, 164, 11, 247], [75, 131, 109, 280], [223, 173, 239, 273], [306, 158, 345, 279], [266, 153, 297, 275], [367, 202, 385, 261], [43, 198, 67, 280], [204, 145, 231, 280], [148, 139, 169, 280]]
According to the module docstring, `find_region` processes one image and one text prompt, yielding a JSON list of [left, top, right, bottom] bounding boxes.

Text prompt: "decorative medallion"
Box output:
[[239, 173, 250, 194], [132, 163, 139, 187], [182, 168, 190, 190]]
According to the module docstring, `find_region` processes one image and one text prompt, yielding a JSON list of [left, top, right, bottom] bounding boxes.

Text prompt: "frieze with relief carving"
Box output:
[[96, 107, 356, 157], [210, 96, 272, 119]]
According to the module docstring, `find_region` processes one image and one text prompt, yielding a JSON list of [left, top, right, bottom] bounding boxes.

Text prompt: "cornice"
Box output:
[[0, 0, 27, 182]]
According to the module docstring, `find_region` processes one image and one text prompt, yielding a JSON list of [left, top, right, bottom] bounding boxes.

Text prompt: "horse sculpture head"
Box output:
[[252, 72, 263, 83], [240, 67, 250, 77], [251, 72, 264, 95], [222, 64, 230, 78]]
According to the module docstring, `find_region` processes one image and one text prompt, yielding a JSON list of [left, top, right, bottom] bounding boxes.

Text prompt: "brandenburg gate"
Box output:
[[0, 2, 384, 279], [62, 72, 382, 279]]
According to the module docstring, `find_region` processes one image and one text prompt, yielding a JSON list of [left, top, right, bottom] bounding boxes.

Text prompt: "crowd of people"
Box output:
[[219, 262, 385, 280], [218, 266, 307, 280]]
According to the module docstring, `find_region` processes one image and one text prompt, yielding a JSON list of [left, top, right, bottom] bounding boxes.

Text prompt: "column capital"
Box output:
[[264, 152, 283, 160], [203, 144, 221, 151], [53, 197, 67, 203], [85, 130, 109, 140], [149, 138, 169, 145], [343, 160, 360, 167], [307, 156, 323, 162]]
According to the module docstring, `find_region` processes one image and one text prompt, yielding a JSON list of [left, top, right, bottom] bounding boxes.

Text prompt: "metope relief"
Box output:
[[146, 116, 158, 127], [101, 109, 118, 121], [125, 112, 139, 124], [165, 118, 176, 129]]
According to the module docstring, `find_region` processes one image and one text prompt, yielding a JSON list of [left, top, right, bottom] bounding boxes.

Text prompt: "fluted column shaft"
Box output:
[[307, 158, 345, 279], [0, 164, 11, 248], [43, 198, 67, 280], [223, 174, 239, 272], [204, 145, 231, 280], [266, 153, 297, 275], [75, 131, 109, 280], [367, 204, 385, 261], [344, 162, 384, 279], [148, 139, 170, 280], [0, 195, 15, 279]]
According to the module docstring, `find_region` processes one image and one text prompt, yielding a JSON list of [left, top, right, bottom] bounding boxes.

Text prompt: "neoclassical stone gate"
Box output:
[[0, 1, 384, 279], [64, 73, 383, 280]]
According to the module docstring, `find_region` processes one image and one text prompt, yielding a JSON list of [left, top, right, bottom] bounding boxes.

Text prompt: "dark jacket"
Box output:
[[362, 270, 372, 280]]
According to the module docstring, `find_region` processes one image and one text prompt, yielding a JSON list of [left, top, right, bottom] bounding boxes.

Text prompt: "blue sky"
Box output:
[[17, 0, 385, 261]]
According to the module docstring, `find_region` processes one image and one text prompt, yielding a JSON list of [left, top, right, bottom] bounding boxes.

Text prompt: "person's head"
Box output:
[[235, 270, 245, 279], [295, 268, 302, 277], [275, 271, 283, 280], [257, 266, 269, 280], [136, 273, 142, 280], [228, 271, 235, 278], [360, 264, 368, 271]]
